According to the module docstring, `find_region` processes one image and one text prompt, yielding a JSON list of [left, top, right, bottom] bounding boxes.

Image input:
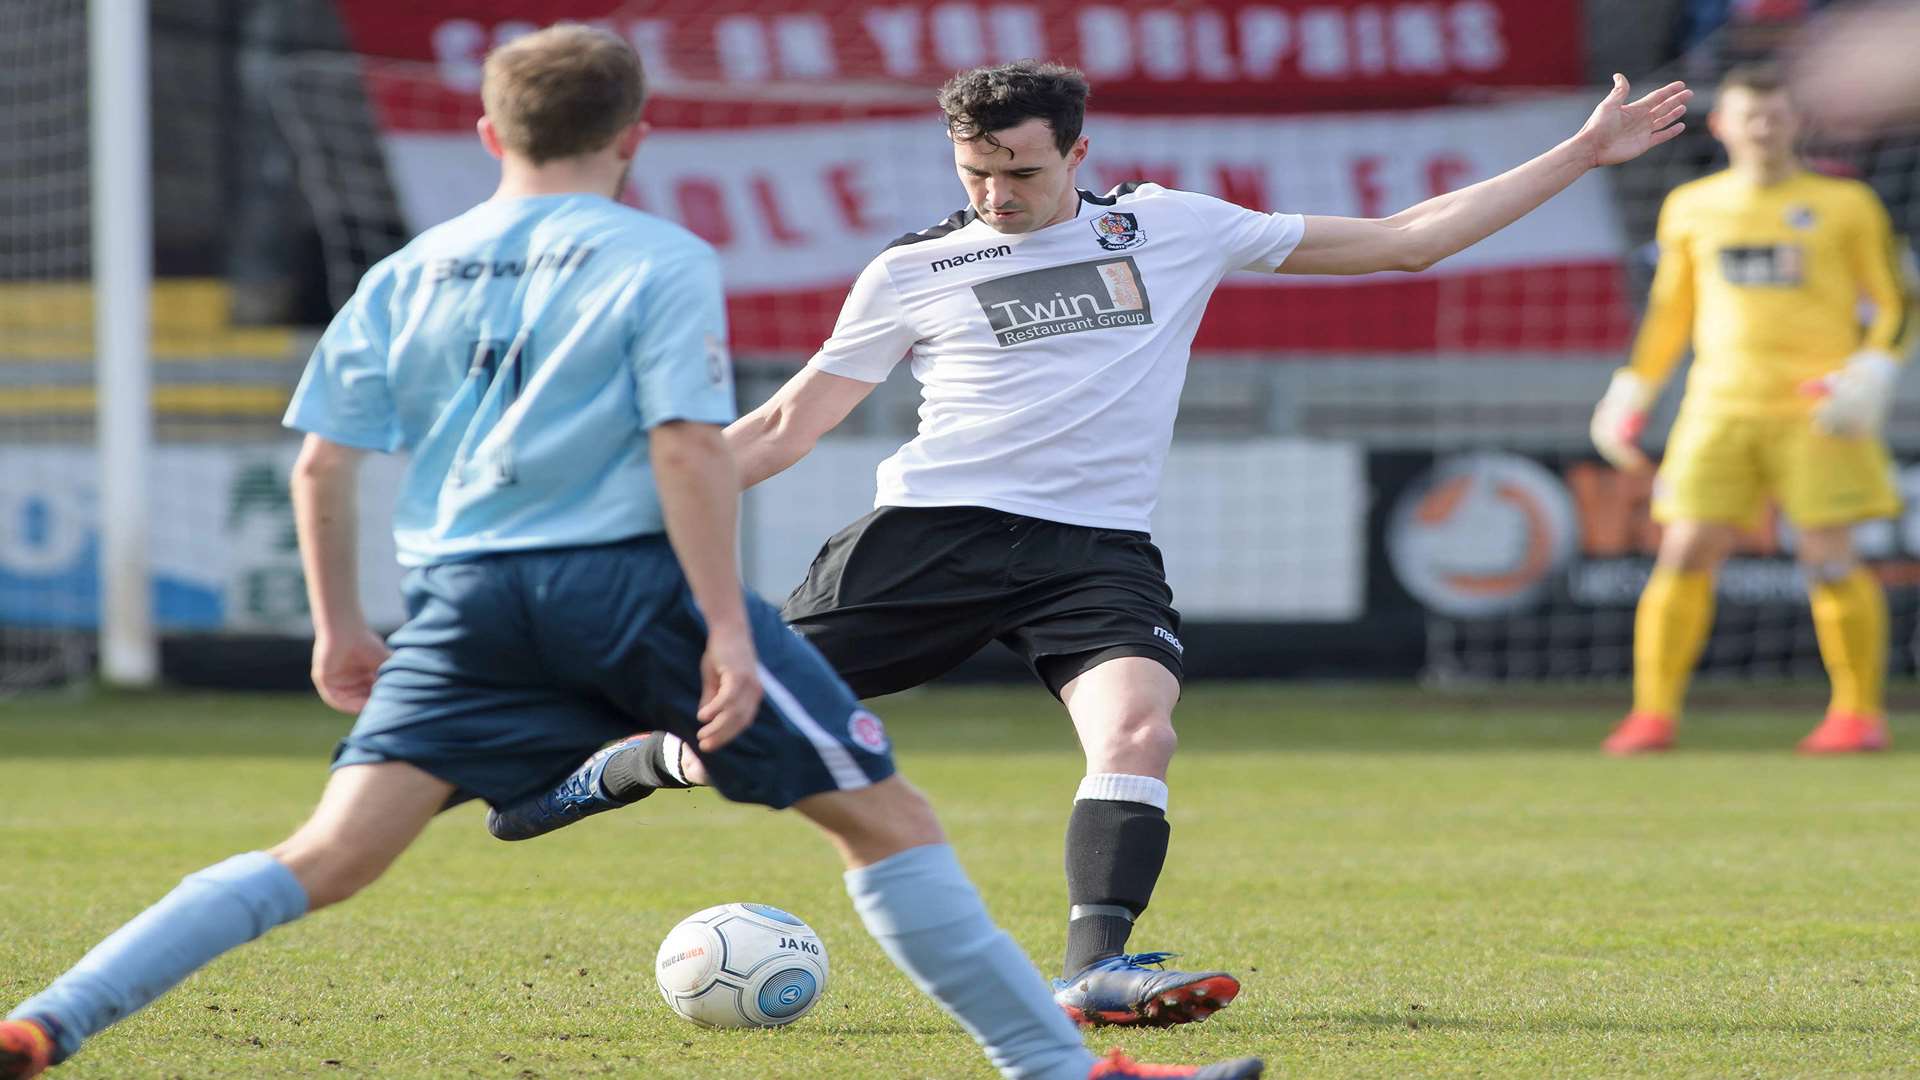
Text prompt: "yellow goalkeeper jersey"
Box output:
[[1627, 168, 1913, 415]]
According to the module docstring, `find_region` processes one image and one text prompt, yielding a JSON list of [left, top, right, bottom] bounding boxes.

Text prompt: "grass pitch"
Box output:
[[4, 684, 1919, 1078]]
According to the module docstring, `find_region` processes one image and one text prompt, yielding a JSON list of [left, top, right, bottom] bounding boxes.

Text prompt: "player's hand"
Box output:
[[1578, 74, 1691, 167], [696, 623, 762, 752], [1802, 349, 1900, 437], [311, 626, 391, 714], [1590, 369, 1656, 473]]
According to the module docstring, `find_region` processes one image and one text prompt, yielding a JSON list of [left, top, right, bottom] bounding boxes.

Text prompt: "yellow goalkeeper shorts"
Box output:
[[1652, 410, 1901, 529]]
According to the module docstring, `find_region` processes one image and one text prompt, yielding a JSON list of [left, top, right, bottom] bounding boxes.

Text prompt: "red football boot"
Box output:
[[1602, 711, 1675, 755], [1088, 1048, 1264, 1079], [0, 1019, 54, 1080], [1798, 712, 1889, 754]]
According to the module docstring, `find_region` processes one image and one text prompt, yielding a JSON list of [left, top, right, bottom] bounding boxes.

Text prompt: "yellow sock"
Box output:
[[1810, 567, 1888, 717], [1632, 568, 1714, 718]]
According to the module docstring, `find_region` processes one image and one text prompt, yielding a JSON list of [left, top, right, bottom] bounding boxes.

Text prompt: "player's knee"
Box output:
[[1133, 716, 1178, 764], [1090, 710, 1177, 771], [1796, 527, 1857, 581], [1670, 548, 1723, 573], [1657, 524, 1735, 572]]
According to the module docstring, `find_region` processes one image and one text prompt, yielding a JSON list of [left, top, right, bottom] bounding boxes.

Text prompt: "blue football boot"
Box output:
[[1053, 951, 1240, 1027], [487, 734, 651, 841]]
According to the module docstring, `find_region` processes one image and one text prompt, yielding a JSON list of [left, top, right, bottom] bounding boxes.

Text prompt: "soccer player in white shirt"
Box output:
[[491, 60, 1690, 1029]]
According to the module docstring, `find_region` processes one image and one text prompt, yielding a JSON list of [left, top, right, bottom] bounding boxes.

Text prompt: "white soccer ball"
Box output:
[[654, 903, 830, 1029]]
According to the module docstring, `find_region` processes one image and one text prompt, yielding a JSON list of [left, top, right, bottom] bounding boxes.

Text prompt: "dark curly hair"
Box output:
[[937, 61, 1089, 156]]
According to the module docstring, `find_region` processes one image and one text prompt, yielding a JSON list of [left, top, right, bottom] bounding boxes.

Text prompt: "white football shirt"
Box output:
[[809, 183, 1304, 532]]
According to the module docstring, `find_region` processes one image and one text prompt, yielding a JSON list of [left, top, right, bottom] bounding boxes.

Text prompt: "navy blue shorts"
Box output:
[[335, 536, 896, 810]]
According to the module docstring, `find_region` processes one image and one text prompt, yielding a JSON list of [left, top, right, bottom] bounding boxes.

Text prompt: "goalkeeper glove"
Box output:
[[1801, 349, 1900, 437], [1589, 369, 1656, 473]]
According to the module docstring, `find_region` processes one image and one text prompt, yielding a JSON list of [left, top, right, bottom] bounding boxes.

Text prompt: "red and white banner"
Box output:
[[336, 0, 1583, 111], [376, 94, 1632, 353]]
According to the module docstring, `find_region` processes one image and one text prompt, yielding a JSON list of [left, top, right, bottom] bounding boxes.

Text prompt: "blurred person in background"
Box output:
[[1590, 62, 1916, 756], [1679, 0, 1836, 71], [1790, 0, 1920, 133]]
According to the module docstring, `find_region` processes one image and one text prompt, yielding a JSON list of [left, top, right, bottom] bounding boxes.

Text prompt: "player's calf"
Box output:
[[272, 762, 452, 908]]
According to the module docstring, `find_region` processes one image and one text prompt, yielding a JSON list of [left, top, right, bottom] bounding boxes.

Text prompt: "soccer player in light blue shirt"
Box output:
[[0, 25, 1261, 1080], [283, 190, 736, 566]]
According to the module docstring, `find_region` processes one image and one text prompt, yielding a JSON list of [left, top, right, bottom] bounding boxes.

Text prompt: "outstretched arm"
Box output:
[[1281, 75, 1691, 276], [725, 367, 878, 489]]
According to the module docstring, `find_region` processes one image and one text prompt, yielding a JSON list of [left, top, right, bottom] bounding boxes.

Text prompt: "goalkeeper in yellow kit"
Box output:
[[1591, 64, 1915, 755]]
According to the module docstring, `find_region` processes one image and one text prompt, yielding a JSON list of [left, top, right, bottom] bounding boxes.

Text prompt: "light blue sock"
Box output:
[[845, 843, 1093, 1080], [9, 851, 308, 1062]]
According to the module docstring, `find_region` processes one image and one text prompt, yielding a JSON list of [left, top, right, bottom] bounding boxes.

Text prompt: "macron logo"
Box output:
[[1153, 626, 1184, 654], [930, 245, 1012, 273]]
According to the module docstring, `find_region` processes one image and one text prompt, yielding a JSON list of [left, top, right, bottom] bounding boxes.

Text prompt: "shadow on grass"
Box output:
[[1294, 1010, 1479, 1032], [1295, 1010, 1920, 1037]]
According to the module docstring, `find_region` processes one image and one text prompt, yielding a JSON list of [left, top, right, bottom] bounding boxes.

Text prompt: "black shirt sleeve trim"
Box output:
[[884, 207, 979, 250], [1080, 182, 1145, 207]]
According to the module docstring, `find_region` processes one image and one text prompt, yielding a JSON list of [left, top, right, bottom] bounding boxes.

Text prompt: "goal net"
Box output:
[[0, 0, 96, 690]]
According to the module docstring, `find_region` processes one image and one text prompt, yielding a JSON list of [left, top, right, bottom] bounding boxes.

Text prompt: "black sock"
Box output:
[[600, 732, 693, 802], [1062, 798, 1169, 978]]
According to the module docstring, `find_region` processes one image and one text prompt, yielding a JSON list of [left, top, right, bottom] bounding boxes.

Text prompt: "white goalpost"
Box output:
[[90, 0, 156, 688]]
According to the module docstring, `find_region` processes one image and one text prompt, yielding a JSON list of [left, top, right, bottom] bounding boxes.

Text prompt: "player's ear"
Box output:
[[477, 115, 505, 160], [616, 121, 651, 161], [1065, 135, 1088, 169]]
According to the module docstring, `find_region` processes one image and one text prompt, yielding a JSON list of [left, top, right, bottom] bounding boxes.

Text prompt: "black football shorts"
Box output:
[[780, 505, 1185, 700]]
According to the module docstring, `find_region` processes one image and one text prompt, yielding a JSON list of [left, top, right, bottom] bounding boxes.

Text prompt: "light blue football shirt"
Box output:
[[284, 193, 735, 567]]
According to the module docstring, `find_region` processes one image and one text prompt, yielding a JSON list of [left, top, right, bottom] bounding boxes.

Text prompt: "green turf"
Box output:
[[4, 685, 1920, 1078]]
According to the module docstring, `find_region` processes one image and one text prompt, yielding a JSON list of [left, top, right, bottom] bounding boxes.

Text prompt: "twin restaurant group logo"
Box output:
[[969, 256, 1155, 347]]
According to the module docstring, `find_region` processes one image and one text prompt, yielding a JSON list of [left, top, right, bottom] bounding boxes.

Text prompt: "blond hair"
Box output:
[[481, 24, 645, 164]]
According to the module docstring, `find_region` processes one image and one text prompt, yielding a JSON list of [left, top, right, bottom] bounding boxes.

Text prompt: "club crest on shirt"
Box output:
[[847, 709, 889, 754], [1090, 211, 1145, 251], [1785, 205, 1816, 230], [704, 333, 732, 387]]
